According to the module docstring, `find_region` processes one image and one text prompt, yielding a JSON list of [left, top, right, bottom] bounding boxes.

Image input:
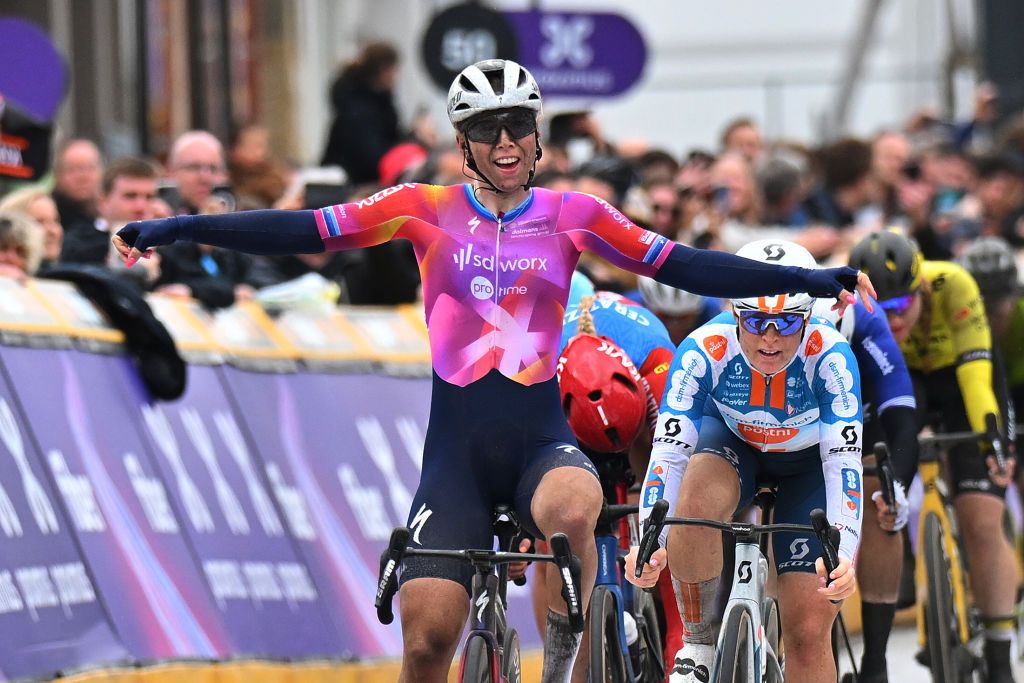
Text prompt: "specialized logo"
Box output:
[[470, 276, 494, 300], [409, 504, 433, 544], [737, 424, 799, 444], [789, 537, 810, 560], [841, 467, 862, 519], [468, 215, 480, 235], [737, 560, 752, 583], [674, 657, 710, 683], [805, 329, 823, 356], [702, 334, 728, 361], [475, 591, 490, 623], [453, 243, 549, 272]]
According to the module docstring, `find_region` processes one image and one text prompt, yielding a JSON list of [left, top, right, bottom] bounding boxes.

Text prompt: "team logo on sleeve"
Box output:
[[643, 465, 665, 508], [667, 351, 707, 411], [841, 467, 862, 519], [702, 335, 728, 361], [818, 352, 859, 418], [805, 329, 823, 356]]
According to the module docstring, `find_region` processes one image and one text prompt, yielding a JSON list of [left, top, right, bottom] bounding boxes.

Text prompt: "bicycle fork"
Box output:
[[713, 541, 772, 682]]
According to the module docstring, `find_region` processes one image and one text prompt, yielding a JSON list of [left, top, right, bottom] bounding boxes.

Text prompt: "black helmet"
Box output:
[[959, 237, 1019, 300], [848, 230, 922, 302]]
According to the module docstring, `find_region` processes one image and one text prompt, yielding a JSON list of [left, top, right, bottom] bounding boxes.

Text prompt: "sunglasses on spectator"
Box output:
[[463, 110, 538, 144], [879, 293, 916, 316], [738, 311, 807, 336]]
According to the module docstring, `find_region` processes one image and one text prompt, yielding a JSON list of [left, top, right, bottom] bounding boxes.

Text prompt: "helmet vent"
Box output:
[[459, 75, 479, 92], [587, 390, 602, 401]]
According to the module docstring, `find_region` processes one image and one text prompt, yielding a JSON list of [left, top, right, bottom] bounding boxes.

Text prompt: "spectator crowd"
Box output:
[[2, 41, 1024, 325]]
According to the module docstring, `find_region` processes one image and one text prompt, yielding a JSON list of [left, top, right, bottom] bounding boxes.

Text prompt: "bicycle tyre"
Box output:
[[923, 511, 959, 683], [715, 607, 753, 683], [634, 588, 665, 683], [589, 585, 628, 682], [761, 597, 782, 683], [502, 627, 522, 683], [461, 634, 495, 683]]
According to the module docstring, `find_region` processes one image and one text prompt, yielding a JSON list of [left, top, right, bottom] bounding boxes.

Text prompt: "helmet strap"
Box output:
[[459, 130, 543, 195]]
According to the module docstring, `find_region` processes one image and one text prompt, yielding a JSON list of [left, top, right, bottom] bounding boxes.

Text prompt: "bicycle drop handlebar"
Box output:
[[917, 412, 1009, 475], [637, 500, 844, 601], [374, 528, 586, 633]]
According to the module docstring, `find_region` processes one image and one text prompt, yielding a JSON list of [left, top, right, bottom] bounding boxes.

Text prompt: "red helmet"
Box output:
[[557, 335, 647, 453]]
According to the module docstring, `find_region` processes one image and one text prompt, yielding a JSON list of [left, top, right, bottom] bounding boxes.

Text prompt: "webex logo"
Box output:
[[453, 244, 548, 272]]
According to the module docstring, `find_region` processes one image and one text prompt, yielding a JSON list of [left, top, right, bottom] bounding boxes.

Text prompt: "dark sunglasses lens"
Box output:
[[465, 112, 536, 143]]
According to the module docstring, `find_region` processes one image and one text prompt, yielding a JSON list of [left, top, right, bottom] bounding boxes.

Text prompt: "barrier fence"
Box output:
[[0, 278, 543, 682]]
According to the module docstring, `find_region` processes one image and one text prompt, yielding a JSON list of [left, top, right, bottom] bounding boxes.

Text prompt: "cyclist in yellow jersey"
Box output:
[[850, 231, 1018, 683]]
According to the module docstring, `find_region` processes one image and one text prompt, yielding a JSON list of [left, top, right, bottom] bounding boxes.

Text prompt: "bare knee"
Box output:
[[534, 470, 601, 537], [402, 618, 462, 668]]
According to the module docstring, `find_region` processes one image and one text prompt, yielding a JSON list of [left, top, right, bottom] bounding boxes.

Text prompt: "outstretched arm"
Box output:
[[561, 192, 874, 310], [114, 210, 324, 264]]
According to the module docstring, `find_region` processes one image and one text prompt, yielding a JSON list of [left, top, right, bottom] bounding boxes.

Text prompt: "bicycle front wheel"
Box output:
[[461, 634, 496, 683], [634, 588, 665, 683], [590, 585, 628, 682], [715, 607, 754, 683], [761, 597, 782, 683], [923, 511, 960, 683]]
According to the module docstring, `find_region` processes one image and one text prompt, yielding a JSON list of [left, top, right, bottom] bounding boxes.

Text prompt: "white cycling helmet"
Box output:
[[810, 296, 856, 341], [638, 277, 703, 315], [447, 59, 543, 126], [731, 239, 817, 314]]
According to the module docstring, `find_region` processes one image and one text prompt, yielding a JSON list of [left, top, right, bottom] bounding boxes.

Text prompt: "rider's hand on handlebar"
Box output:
[[816, 556, 856, 601], [871, 480, 909, 532], [507, 537, 533, 582], [986, 454, 1015, 488], [625, 545, 666, 589]]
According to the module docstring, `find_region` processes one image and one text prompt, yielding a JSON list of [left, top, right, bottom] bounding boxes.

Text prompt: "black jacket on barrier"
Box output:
[[39, 264, 186, 401]]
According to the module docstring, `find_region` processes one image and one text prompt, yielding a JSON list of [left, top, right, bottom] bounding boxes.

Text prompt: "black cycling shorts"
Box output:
[[400, 370, 599, 591], [911, 366, 1006, 499]]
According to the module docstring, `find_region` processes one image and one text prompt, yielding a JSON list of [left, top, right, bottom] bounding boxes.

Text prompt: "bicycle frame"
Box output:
[[914, 444, 973, 649], [593, 484, 640, 679], [712, 539, 777, 682]]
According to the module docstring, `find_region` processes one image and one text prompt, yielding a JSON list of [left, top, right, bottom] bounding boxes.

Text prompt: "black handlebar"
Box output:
[[635, 499, 669, 578], [375, 527, 410, 625], [373, 530, 585, 633], [635, 500, 843, 602], [872, 442, 899, 537], [810, 508, 842, 604], [986, 413, 1008, 476]]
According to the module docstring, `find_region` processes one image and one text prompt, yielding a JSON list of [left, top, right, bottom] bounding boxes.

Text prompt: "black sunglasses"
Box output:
[[463, 110, 538, 144]]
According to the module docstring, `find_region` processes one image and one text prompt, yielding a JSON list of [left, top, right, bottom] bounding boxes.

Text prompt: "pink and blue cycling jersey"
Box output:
[[314, 183, 676, 387]]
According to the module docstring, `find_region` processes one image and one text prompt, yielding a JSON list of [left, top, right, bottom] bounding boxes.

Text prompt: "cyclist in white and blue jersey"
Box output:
[[626, 240, 865, 683]]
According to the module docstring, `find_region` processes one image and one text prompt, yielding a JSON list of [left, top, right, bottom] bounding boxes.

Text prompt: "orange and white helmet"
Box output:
[[731, 239, 817, 314]]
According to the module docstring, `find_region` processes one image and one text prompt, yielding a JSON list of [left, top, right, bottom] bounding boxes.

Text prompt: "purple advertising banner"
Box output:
[[0, 362, 127, 679], [220, 369, 542, 656], [503, 10, 647, 98], [0, 347, 231, 661], [144, 365, 343, 658]]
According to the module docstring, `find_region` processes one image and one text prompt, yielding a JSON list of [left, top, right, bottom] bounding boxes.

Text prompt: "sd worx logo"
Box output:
[[453, 244, 548, 273]]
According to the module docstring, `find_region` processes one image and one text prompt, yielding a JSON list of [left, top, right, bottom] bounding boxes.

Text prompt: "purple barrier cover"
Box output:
[[219, 369, 543, 657], [0, 361, 127, 679], [143, 365, 343, 657], [1, 348, 231, 661]]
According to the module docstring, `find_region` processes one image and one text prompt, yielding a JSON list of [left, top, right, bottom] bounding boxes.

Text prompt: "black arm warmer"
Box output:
[[120, 210, 325, 255], [653, 244, 859, 299], [879, 405, 921, 487]]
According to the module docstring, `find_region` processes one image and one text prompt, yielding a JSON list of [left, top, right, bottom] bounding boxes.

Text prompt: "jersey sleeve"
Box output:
[[313, 183, 440, 251], [944, 266, 1000, 434], [812, 335, 864, 563], [639, 335, 714, 544], [854, 300, 915, 415], [559, 192, 674, 277]]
